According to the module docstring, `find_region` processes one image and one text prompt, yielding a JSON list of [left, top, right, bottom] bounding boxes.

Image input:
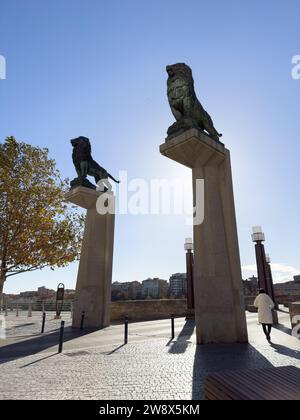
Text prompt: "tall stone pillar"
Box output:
[[160, 129, 248, 344], [65, 187, 115, 329]]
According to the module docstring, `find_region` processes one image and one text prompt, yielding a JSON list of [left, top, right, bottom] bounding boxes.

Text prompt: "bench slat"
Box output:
[[226, 370, 296, 400], [255, 368, 300, 394], [204, 366, 300, 401]]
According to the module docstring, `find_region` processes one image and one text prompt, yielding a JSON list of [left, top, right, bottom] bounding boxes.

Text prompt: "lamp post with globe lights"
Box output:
[[251, 226, 268, 292], [252, 226, 278, 323]]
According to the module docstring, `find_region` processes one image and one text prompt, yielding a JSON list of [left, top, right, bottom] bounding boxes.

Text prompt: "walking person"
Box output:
[[254, 289, 275, 342]]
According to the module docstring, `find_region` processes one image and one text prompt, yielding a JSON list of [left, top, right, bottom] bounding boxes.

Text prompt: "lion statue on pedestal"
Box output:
[[166, 63, 222, 142], [70, 136, 119, 191]]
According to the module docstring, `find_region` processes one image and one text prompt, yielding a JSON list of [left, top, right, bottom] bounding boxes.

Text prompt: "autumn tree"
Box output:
[[0, 137, 84, 302]]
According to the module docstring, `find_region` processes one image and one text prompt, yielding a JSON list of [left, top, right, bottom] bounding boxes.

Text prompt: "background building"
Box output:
[[19, 290, 39, 301], [8, 272, 300, 306], [242, 275, 300, 306], [111, 281, 142, 301], [37, 286, 55, 299], [1, 286, 74, 305], [243, 276, 259, 297], [169, 273, 187, 298], [274, 275, 300, 304], [141, 278, 168, 299]]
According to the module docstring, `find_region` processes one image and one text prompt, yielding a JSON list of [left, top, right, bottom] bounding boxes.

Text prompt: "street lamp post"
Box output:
[[251, 226, 268, 292], [252, 226, 278, 323], [185, 238, 195, 319], [265, 253, 278, 310]]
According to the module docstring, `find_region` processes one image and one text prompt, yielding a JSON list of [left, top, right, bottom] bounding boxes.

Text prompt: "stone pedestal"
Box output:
[[65, 187, 115, 329], [160, 129, 248, 344]]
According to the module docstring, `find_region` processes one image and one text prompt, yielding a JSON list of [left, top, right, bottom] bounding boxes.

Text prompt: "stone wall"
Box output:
[[289, 302, 300, 328], [245, 288, 300, 307], [274, 283, 300, 304], [110, 299, 187, 323]]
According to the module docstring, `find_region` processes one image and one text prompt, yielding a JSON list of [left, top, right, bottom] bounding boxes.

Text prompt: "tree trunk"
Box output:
[[0, 271, 6, 309]]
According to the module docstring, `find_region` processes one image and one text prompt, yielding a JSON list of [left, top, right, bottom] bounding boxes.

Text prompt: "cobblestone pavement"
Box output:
[[0, 311, 299, 400], [2, 312, 72, 338]]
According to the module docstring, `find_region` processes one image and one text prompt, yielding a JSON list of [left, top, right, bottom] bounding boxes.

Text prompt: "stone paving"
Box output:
[[0, 311, 299, 400], [2, 311, 72, 337]]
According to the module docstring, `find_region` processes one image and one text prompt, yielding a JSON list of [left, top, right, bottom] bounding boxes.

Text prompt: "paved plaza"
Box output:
[[0, 310, 299, 400]]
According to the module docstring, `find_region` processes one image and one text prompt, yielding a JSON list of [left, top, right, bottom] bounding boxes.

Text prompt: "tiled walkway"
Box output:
[[0, 311, 299, 400]]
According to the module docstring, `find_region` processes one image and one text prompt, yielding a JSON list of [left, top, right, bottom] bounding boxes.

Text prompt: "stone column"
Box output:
[[65, 187, 115, 329], [160, 129, 248, 344]]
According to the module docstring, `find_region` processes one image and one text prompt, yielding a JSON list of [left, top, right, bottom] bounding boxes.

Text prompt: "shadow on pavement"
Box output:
[[20, 353, 58, 368], [192, 343, 274, 400], [0, 327, 94, 365], [106, 344, 126, 355], [270, 343, 300, 360], [273, 323, 292, 336], [7, 323, 36, 330], [168, 320, 195, 354]]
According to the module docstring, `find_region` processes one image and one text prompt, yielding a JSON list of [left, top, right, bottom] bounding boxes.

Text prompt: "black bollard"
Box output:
[[171, 314, 175, 340], [80, 311, 85, 330], [58, 320, 65, 353], [124, 315, 129, 345], [41, 312, 46, 334]]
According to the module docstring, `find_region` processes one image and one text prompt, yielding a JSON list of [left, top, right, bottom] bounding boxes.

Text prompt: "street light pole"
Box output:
[[252, 226, 268, 292], [185, 238, 195, 319], [265, 254, 278, 310], [252, 226, 278, 323]]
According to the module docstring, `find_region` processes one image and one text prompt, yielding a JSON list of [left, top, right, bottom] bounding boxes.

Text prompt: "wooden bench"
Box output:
[[204, 366, 300, 400]]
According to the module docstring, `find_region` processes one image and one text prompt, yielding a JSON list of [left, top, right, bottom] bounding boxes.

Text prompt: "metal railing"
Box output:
[[0, 300, 74, 317]]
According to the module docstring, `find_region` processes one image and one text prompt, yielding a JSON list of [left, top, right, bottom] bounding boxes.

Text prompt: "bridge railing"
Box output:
[[0, 300, 74, 316]]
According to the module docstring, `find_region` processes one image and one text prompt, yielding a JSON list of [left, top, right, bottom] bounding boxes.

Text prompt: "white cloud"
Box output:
[[242, 263, 300, 284]]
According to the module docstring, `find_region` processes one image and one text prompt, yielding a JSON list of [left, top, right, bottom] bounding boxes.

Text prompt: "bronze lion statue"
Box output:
[[70, 136, 119, 190], [166, 63, 222, 142]]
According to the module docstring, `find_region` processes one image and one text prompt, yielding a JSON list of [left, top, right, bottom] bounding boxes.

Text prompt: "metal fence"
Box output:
[[0, 300, 73, 317]]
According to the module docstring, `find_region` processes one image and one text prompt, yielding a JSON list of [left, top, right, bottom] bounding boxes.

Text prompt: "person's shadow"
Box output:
[[270, 343, 300, 361]]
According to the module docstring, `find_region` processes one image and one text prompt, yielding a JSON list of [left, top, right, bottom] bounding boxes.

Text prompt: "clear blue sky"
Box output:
[[0, 0, 299, 293]]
